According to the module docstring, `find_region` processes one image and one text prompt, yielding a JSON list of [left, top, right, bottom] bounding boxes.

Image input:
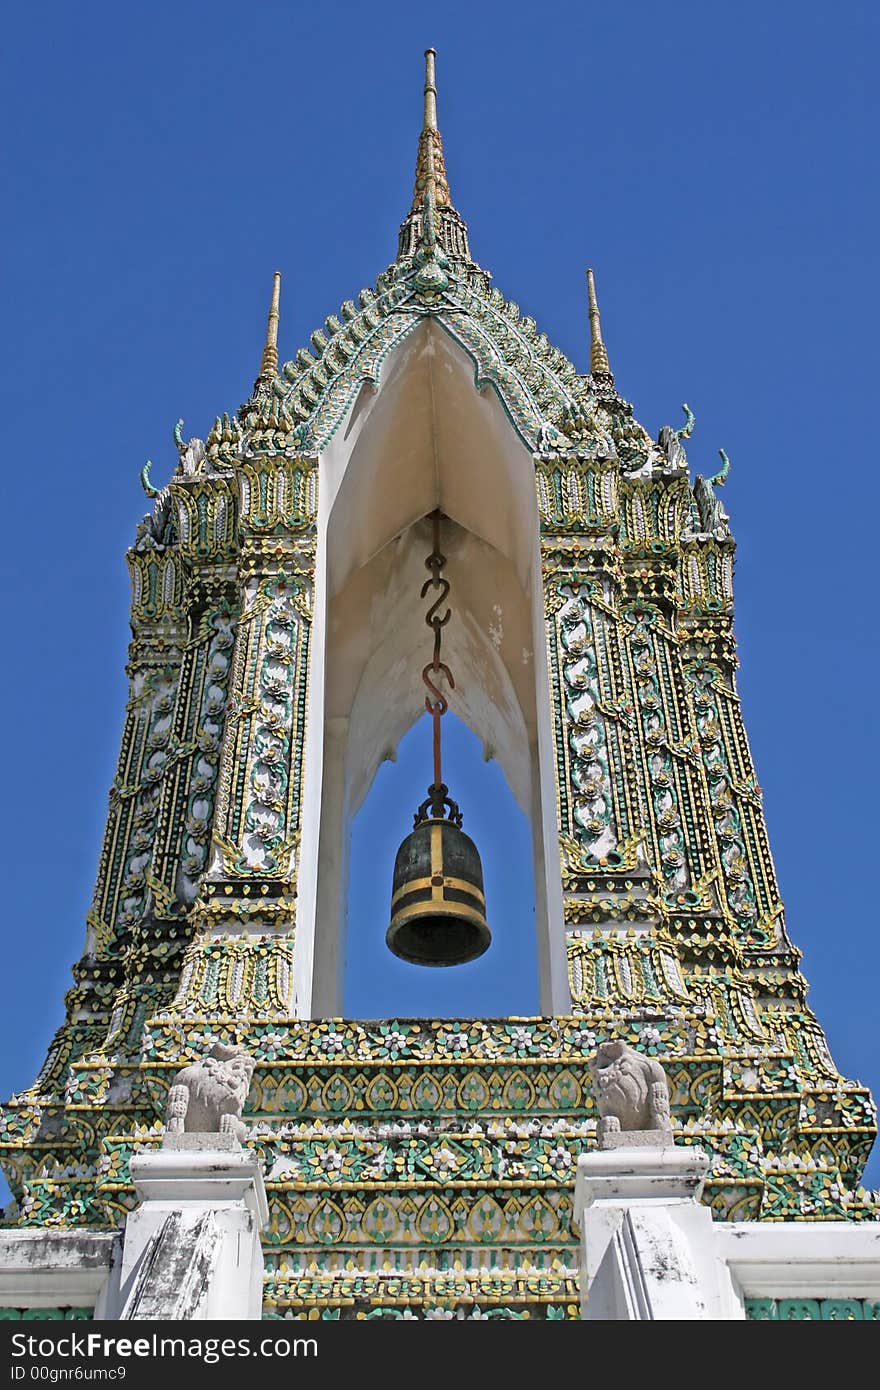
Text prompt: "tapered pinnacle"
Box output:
[[587, 268, 612, 377], [412, 49, 451, 211], [259, 271, 282, 379], [424, 47, 438, 130]]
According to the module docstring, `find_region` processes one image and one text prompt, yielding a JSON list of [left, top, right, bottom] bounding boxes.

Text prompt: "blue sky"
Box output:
[[0, 1, 877, 1189]]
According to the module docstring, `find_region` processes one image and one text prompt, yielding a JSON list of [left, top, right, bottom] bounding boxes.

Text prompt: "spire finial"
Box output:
[[259, 271, 281, 380], [399, 49, 471, 263], [424, 48, 438, 131], [411, 49, 451, 212], [587, 268, 612, 377]]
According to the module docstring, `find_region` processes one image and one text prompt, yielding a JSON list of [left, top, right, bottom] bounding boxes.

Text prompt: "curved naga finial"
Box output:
[[708, 448, 730, 487], [140, 459, 160, 498], [675, 402, 695, 441], [143, 419, 192, 494]]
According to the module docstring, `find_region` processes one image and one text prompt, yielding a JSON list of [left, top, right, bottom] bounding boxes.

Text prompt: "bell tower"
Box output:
[[0, 50, 877, 1323]]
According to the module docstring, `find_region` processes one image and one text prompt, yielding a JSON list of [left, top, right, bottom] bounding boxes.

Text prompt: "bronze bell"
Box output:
[[386, 784, 491, 967]]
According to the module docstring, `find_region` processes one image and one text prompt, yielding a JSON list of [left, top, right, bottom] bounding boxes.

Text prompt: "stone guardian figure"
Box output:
[[590, 1040, 672, 1148], [164, 1042, 256, 1147]]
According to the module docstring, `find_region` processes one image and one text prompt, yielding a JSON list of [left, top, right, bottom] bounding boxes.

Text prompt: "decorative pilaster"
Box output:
[[167, 451, 318, 1020]]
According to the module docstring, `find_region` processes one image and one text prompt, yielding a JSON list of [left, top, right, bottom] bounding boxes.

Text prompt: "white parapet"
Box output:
[[112, 1147, 269, 1321], [574, 1146, 735, 1320], [0, 1229, 119, 1314], [715, 1221, 880, 1311], [573, 1146, 880, 1320]]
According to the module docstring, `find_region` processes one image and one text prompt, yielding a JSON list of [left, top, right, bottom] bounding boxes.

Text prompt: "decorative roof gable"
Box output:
[[236, 50, 662, 474]]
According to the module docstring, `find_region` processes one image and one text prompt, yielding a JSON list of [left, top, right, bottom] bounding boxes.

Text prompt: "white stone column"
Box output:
[[573, 1145, 734, 1320], [114, 1146, 268, 1320]]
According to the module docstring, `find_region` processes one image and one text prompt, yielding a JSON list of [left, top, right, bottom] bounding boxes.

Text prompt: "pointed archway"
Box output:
[[293, 320, 569, 1016]]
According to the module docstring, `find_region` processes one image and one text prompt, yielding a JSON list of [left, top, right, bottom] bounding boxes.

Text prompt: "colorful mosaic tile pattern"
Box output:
[[0, 1309, 92, 1320], [745, 1298, 880, 1320]]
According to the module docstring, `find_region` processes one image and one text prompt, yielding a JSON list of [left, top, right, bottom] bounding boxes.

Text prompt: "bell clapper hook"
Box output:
[[385, 511, 491, 966]]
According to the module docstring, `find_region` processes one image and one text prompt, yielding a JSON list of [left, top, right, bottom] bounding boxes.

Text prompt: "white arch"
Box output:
[[293, 319, 569, 1017]]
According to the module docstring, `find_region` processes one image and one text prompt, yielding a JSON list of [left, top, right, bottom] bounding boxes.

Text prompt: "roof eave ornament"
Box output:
[[422, 125, 439, 250], [412, 104, 450, 294], [413, 189, 450, 295]]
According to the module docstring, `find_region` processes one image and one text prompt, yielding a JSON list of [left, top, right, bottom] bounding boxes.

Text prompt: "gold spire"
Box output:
[[411, 48, 451, 211], [586, 268, 612, 376], [259, 271, 282, 379]]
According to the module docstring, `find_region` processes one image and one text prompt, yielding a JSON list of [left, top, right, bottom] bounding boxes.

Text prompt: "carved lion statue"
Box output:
[[590, 1040, 671, 1144], [165, 1043, 255, 1145]]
